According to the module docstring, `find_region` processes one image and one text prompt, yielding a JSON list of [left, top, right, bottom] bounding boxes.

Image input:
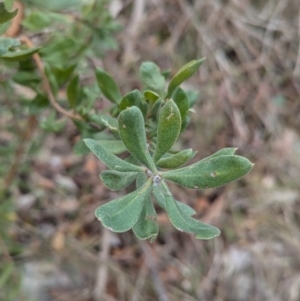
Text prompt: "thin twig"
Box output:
[[93, 228, 111, 301], [5, 1, 24, 38], [19, 36, 83, 121]]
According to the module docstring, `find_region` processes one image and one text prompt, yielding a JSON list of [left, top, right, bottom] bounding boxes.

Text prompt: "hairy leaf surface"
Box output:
[[119, 89, 142, 111], [172, 87, 189, 123], [162, 155, 253, 189], [140, 61, 165, 95], [152, 184, 196, 216], [95, 180, 152, 232], [167, 58, 205, 97], [165, 193, 220, 239], [156, 149, 196, 169], [95, 68, 121, 103], [153, 100, 181, 162], [133, 196, 158, 242], [118, 106, 156, 172], [100, 170, 140, 190], [84, 138, 144, 172]]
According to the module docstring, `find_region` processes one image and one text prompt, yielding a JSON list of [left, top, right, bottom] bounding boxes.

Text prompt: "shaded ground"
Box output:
[[1, 0, 300, 300]]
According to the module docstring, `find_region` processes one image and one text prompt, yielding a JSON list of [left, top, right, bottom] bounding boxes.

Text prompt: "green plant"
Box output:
[[84, 60, 254, 242], [1, 0, 252, 244]]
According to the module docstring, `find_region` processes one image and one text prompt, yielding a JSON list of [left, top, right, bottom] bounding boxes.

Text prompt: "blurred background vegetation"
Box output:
[[1, 0, 300, 300]]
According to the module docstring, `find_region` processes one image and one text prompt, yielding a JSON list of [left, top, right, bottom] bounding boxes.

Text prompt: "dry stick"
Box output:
[[122, 0, 145, 65], [5, 1, 24, 38], [93, 228, 111, 301], [141, 242, 169, 301]]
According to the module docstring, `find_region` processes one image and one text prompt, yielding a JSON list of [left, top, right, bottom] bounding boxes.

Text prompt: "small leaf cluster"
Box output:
[[0, 2, 20, 57], [0, 0, 120, 170], [84, 60, 254, 241]]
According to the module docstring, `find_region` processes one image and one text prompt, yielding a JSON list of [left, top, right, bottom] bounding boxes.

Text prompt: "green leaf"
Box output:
[[52, 64, 76, 86], [149, 98, 162, 119], [144, 90, 160, 103], [156, 149, 196, 169], [153, 100, 181, 163], [208, 148, 237, 158], [22, 10, 52, 31], [165, 192, 220, 239], [152, 184, 196, 216], [133, 197, 158, 242], [118, 106, 157, 172], [172, 87, 189, 123], [140, 62, 165, 95], [45, 64, 59, 96], [0, 47, 40, 61], [67, 75, 81, 109], [186, 90, 199, 108], [84, 138, 144, 172], [162, 155, 253, 189], [95, 180, 152, 232], [167, 58, 205, 97], [0, 37, 20, 56], [95, 68, 121, 104], [136, 172, 148, 188], [119, 89, 142, 111], [0, 2, 18, 24], [94, 140, 127, 154], [100, 170, 140, 190], [13, 71, 40, 86], [161, 69, 171, 79], [180, 115, 190, 133], [40, 37, 78, 67], [41, 112, 65, 133], [98, 115, 119, 134]]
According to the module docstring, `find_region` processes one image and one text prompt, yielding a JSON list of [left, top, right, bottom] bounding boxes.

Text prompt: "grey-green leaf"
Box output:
[[119, 89, 142, 111], [172, 87, 189, 123], [0, 47, 40, 61], [95, 68, 121, 104], [95, 180, 152, 232], [0, 2, 18, 24], [67, 75, 80, 109], [162, 155, 253, 189], [153, 100, 181, 163], [94, 140, 127, 155], [167, 58, 205, 98], [0, 37, 20, 56], [140, 62, 165, 95], [136, 172, 148, 189], [84, 138, 144, 172], [100, 170, 140, 191], [118, 106, 157, 172], [165, 193, 220, 239], [144, 90, 160, 103], [207, 148, 237, 158], [152, 184, 196, 216], [133, 196, 158, 242], [91, 115, 118, 133], [156, 149, 196, 169]]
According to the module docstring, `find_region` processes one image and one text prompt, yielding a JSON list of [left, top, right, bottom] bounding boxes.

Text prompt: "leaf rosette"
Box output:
[[84, 59, 254, 241]]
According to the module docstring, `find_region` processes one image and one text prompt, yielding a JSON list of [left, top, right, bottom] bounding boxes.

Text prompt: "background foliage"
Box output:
[[1, 0, 300, 301]]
